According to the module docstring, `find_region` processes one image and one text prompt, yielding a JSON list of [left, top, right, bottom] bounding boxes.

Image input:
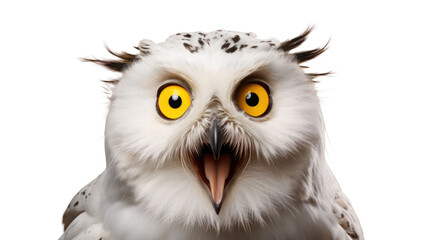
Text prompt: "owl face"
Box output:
[[103, 30, 325, 229]]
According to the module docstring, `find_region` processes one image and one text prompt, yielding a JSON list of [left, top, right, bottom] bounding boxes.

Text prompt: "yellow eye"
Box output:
[[237, 83, 270, 117], [157, 85, 191, 120]]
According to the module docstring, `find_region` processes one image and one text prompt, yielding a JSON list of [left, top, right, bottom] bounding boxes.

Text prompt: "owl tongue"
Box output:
[[203, 153, 231, 205]]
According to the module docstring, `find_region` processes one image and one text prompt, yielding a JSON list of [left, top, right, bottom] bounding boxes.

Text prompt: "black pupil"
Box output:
[[245, 92, 259, 107], [169, 94, 182, 109]]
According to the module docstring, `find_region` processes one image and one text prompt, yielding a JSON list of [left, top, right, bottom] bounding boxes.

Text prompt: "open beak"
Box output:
[[198, 116, 236, 214]]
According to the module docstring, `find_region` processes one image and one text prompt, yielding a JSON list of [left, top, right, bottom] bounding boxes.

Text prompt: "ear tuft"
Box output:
[[294, 40, 329, 64], [82, 45, 140, 100], [81, 46, 139, 72], [277, 26, 313, 52], [279, 27, 331, 82], [306, 71, 332, 83], [278, 26, 329, 63]]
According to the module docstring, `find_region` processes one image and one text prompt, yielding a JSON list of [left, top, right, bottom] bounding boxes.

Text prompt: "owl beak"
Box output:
[[204, 116, 230, 214], [195, 115, 238, 214], [209, 116, 223, 161]]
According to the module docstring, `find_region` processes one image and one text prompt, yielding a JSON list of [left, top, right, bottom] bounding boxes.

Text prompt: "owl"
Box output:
[[60, 28, 363, 240]]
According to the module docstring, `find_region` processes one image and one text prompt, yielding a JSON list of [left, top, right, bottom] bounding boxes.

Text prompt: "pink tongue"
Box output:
[[203, 153, 231, 204]]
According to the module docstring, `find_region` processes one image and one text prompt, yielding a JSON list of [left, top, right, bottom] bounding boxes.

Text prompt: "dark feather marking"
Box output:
[[101, 79, 120, 84], [225, 45, 238, 53], [198, 38, 204, 46], [221, 41, 230, 50], [239, 44, 248, 50], [63, 209, 83, 231], [232, 35, 240, 43], [183, 43, 199, 53]]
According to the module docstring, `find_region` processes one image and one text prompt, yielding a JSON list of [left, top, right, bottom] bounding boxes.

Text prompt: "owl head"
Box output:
[[89, 28, 328, 230]]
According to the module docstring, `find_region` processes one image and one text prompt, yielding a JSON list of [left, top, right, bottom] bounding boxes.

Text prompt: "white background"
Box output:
[[1, 1, 428, 239]]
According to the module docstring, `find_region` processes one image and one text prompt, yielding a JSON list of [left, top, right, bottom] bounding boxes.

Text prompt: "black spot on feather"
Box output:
[[232, 35, 240, 43], [183, 43, 199, 53], [221, 41, 230, 50], [225, 45, 238, 53], [198, 38, 204, 46]]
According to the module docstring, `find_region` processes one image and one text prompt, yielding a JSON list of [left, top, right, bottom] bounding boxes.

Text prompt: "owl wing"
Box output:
[[332, 191, 364, 240], [60, 173, 109, 240]]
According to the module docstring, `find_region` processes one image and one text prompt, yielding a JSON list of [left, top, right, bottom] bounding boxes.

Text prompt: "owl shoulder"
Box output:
[[61, 174, 108, 240], [332, 191, 364, 240]]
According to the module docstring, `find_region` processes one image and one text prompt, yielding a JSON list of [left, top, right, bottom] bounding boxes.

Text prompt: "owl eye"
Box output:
[[157, 85, 191, 120], [236, 82, 270, 117]]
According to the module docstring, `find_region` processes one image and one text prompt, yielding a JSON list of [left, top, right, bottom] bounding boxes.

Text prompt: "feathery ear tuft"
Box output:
[[278, 27, 329, 64], [306, 71, 332, 83], [294, 40, 329, 64], [81, 46, 139, 100], [81, 46, 139, 72], [279, 27, 331, 82], [277, 26, 313, 52]]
